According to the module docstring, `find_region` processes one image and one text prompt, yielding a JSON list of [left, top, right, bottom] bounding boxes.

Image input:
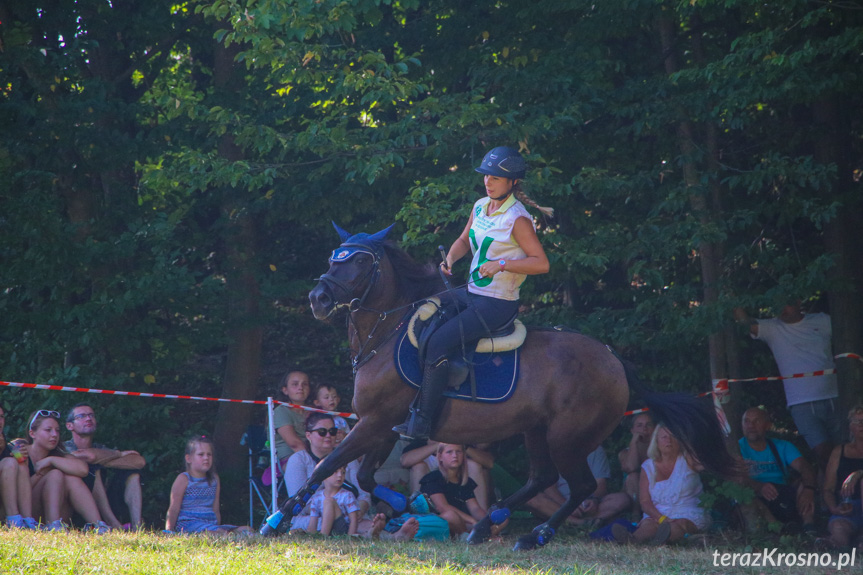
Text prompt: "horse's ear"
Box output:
[[332, 221, 352, 243], [369, 223, 395, 244]]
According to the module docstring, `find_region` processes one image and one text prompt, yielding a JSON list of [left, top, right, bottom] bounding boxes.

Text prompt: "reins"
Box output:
[[316, 239, 493, 374]]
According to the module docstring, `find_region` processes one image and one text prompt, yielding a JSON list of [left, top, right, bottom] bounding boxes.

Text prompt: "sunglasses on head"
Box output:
[[309, 427, 338, 437], [30, 410, 60, 430]]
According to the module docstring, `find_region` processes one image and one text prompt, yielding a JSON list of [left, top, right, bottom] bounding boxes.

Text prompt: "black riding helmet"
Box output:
[[475, 146, 527, 180]]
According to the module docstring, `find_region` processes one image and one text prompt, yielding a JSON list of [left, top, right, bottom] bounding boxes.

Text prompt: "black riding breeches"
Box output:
[[425, 290, 519, 364]]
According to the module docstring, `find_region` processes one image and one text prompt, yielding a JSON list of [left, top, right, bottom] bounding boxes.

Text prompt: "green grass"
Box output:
[[0, 527, 853, 574]]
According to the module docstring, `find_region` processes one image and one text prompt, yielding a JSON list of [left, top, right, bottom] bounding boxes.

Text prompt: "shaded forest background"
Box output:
[[1, 0, 861, 526]]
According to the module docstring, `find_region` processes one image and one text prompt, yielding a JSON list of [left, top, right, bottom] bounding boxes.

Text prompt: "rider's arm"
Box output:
[[444, 214, 475, 271], [506, 217, 549, 275], [477, 216, 549, 279]]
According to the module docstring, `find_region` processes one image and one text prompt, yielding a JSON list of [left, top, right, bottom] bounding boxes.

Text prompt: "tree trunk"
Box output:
[[211, 38, 263, 471], [812, 96, 863, 414], [658, 11, 738, 437]]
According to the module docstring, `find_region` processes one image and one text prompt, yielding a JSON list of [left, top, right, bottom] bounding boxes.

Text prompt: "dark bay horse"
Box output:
[[262, 223, 734, 550]]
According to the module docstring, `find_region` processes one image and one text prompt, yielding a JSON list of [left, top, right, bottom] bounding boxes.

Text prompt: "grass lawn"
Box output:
[[0, 522, 856, 575]]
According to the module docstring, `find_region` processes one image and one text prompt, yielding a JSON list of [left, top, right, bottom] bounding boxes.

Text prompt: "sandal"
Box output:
[[648, 521, 671, 546]]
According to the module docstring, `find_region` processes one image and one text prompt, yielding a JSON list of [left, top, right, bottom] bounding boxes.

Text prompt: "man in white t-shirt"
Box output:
[[734, 301, 841, 471]]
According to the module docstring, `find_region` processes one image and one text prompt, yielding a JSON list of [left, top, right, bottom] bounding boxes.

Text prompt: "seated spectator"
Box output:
[[306, 466, 360, 536], [526, 445, 630, 528], [273, 370, 311, 465], [312, 384, 351, 444], [64, 403, 146, 529], [401, 440, 495, 508], [0, 404, 37, 529], [27, 410, 110, 533], [734, 407, 816, 533], [165, 435, 250, 535], [821, 405, 863, 550], [618, 413, 656, 521], [284, 413, 417, 540], [420, 443, 505, 538], [733, 301, 841, 474], [372, 438, 411, 493], [612, 423, 710, 545]]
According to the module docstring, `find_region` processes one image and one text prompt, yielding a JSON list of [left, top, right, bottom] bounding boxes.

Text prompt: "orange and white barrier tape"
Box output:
[[711, 352, 863, 396], [0, 379, 358, 420], [4, 354, 860, 423], [625, 352, 862, 420]]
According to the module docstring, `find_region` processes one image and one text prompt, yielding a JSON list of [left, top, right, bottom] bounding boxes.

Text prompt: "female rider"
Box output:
[[393, 146, 551, 441]]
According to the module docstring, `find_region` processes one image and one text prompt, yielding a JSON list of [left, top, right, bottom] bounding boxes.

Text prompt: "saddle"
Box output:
[[393, 297, 524, 403], [408, 297, 526, 370]]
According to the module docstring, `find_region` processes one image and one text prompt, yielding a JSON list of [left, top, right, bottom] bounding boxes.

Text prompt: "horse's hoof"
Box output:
[[259, 510, 285, 537], [467, 517, 492, 545], [513, 534, 537, 551], [466, 529, 487, 545]]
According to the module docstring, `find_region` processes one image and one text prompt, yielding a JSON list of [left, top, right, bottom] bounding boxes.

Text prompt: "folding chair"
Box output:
[[240, 425, 272, 527]]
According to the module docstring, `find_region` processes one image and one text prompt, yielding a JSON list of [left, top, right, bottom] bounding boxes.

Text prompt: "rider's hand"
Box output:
[[440, 261, 453, 276]]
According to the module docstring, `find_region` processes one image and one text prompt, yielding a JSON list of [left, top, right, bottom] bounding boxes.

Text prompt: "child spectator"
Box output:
[[306, 466, 360, 536], [420, 443, 504, 538], [402, 440, 495, 508], [273, 370, 311, 462], [312, 384, 350, 443], [166, 435, 250, 535]]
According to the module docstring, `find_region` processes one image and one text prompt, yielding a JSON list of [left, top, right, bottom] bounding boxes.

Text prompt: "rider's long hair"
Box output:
[[512, 181, 554, 218]]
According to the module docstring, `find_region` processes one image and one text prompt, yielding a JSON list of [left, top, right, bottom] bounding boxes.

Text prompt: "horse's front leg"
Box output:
[[259, 419, 387, 536]]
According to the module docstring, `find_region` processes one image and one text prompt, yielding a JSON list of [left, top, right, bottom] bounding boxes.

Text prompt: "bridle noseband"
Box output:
[[316, 242, 383, 316]]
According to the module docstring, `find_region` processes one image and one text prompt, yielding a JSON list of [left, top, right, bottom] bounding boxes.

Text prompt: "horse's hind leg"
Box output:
[[516, 453, 595, 550], [467, 428, 558, 546]]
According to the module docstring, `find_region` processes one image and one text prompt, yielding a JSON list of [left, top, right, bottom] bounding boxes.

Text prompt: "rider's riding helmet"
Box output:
[[475, 146, 527, 180]]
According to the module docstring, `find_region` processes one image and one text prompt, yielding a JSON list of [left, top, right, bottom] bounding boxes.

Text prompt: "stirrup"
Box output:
[[392, 410, 431, 441]]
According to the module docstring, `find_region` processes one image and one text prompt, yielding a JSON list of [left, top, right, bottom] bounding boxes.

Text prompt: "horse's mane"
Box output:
[[382, 241, 443, 303]]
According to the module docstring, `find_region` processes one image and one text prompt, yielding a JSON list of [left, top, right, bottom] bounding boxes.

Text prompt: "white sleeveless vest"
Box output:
[[467, 195, 533, 301]]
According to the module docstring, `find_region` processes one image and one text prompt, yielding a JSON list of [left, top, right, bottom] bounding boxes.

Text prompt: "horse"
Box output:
[[262, 223, 735, 550]]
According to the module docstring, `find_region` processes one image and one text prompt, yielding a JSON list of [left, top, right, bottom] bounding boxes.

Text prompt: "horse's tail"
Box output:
[[617, 355, 737, 478]]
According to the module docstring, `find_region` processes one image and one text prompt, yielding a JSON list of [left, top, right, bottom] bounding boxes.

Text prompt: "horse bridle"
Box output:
[[316, 242, 383, 315]]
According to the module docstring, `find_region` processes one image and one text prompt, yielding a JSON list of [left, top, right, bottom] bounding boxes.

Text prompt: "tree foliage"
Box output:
[[1, 0, 861, 525]]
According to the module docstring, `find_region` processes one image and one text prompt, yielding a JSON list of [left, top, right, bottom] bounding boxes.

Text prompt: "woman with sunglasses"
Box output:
[[282, 413, 370, 531], [281, 414, 419, 540], [26, 410, 111, 532]]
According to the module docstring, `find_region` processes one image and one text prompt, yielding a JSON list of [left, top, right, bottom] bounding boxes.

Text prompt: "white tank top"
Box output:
[[467, 196, 533, 301]]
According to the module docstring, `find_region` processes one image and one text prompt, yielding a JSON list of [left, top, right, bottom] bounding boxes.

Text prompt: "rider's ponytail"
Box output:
[[513, 182, 554, 218]]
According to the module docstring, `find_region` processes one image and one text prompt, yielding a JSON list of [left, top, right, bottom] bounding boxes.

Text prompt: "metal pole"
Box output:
[[267, 396, 278, 513]]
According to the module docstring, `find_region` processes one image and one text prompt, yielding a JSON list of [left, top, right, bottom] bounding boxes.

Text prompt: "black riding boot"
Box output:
[[393, 359, 449, 441]]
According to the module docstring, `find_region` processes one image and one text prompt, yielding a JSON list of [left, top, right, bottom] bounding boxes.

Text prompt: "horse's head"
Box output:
[[309, 222, 395, 319]]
